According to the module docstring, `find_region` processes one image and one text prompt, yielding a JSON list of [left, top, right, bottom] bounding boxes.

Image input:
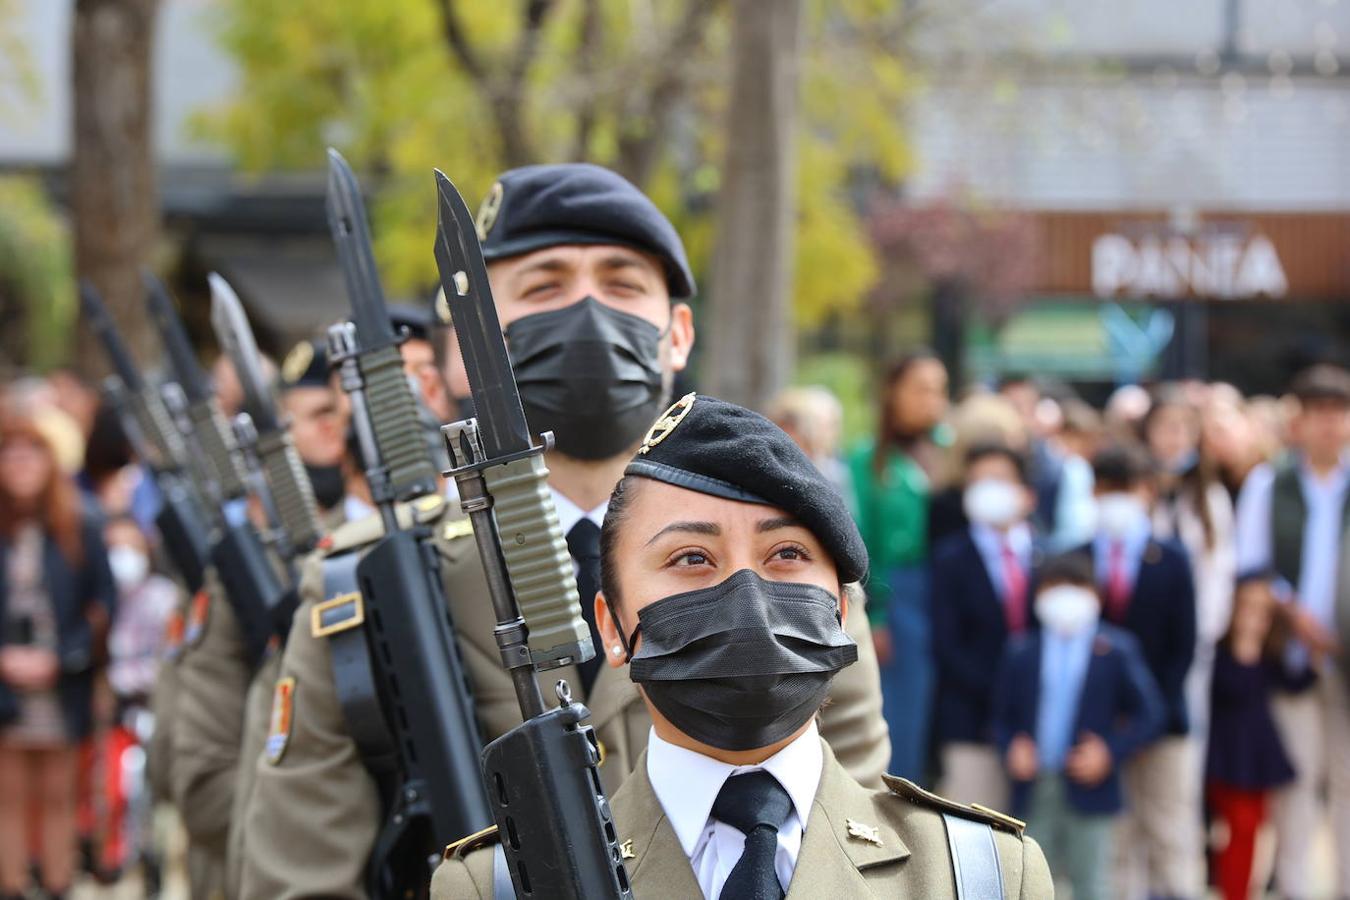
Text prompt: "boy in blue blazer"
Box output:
[[994, 553, 1164, 900]]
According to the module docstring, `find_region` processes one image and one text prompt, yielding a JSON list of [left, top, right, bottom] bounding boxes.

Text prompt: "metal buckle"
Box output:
[[310, 591, 365, 638]]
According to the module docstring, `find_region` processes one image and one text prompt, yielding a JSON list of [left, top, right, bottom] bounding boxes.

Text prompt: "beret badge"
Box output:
[[474, 181, 504, 241], [282, 340, 315, 385], [639, 392, 696, 455]]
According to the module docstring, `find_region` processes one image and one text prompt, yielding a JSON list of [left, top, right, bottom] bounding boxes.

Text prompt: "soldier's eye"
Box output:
[[522, 281, 559, 298], [670, 550, 711, 568], [770, 543, 811, 563]]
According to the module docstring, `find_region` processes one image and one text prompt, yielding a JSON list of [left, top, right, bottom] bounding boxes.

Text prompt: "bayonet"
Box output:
[[325, 149, 438, 501], [434, 169, 629, 900], [209, 273, 323, 554], [142, 270, 247, 501]]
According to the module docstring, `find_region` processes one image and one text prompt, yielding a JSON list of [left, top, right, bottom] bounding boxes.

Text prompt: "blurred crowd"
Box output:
[[771, 359, 1350, 900], [1, 349, 1346, 899]]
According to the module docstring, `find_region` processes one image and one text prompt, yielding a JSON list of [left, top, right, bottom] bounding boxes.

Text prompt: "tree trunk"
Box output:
[[701, 0, 801, 410], [71, 0, 161, 375]]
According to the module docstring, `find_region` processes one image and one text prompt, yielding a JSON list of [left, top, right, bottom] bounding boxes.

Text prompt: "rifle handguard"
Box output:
[[190, 401, 246, 499], [482, 454, 594, 671], [132, 388, 185, 472], [257, 429, 323, 553], [359, 344, 439, 501]]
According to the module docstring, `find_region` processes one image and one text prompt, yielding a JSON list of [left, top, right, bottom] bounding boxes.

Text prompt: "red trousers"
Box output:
[[1208, 780, 1268, 900]]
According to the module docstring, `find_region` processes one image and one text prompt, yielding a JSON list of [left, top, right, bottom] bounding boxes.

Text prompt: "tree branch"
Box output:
[[434, 0, 487, 85], [569, 0, 603, 160], [615, 0, 722, 185]]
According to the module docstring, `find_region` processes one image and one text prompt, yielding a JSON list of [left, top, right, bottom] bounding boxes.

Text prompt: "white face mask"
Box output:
[[963, 478, 1023, 529], [1035, 585, 1100, 637], [108, 546, 149, 590], [1096, 492, 1146, 539]]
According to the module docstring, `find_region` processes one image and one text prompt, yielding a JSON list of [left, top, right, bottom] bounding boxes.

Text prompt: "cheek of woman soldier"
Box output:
[[594, 478, 847, 765]]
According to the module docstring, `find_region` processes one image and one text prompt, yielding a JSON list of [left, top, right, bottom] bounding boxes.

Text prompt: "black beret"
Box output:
[[279, 338, 330, 390], [389, 303, 433, 342], [624, 393, 868, 584], [475, 163, 695, 299]]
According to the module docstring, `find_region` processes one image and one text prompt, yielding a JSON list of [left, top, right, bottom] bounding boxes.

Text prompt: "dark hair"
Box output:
[[1290, 364, 1350, 406], [1036, 552, 1097, 592], [964, 440, 1029, 485], [1219, 570, 1290, 661], [873, 348, 944, 475], [1092, 443, 1155, 491], [1143, 385, 1217, 549], [598, 475, 642, 642], [84, 400, 132, 484]]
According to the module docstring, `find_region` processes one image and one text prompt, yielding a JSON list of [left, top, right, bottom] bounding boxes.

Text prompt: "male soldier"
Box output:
[[436, 395, 1051, 898], [239, 164, 888, 899], [277, 337, 350, 520]]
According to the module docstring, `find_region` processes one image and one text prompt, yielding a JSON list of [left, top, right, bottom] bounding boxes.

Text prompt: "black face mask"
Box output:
[[505, 297, 667, 461], [624, 569, 857, 752], [305, 463, 346, 511]]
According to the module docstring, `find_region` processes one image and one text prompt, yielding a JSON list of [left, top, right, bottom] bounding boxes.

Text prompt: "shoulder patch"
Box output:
[[444, 824, 500, 861], [326, 511, 385, 555], [264, 677, 296, 765], [882, 775, 1025, 835], [163, 608, 186, 661], [184, 590, 211, 648]]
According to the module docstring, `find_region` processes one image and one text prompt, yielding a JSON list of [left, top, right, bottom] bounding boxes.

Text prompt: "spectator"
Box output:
[[992, 553, 1163, 900], [1206, 572, 1296, 900], [1144, 387, 1237, 757], [1234, 364, 1350, 899], [1000, 375, 1067, 540], [932, 441, 1038, 810], [767, 385, 854, 504], [0, 411, 116, 897], [1049, 398, 1100, 551], [849, 349, 949, 779], [104, 516, 177, 706], [927, 391, 1026, 546], [1084, 444, 1200, 899], [1202, 396, 1266, 503], [1104, 384, 1152, 446]]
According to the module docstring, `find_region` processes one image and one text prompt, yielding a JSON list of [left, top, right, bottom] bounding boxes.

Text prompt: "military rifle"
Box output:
[[80, 282, 211, 592], [434, 169, 632, 900], [143, 272, 288, 667], [324, 148, 492, 898]]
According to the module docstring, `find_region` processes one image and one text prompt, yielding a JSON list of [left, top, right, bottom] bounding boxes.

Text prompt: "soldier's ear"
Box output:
[[595, 592, 626, 668], [666, 303, 695, 372]]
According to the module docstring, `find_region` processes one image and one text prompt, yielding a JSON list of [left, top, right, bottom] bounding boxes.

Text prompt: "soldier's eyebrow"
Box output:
[[756, 516, 801, 533], [645, 521, 721, 545], [515, 256, 573, 277]]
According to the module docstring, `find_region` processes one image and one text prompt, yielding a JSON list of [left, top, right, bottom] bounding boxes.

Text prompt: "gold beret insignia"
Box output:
[[639, 392, 697, 455], [281, 340, 315, 385]]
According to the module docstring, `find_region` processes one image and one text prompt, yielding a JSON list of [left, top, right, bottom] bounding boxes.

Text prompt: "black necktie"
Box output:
[[565, 518, 603, 694], [712, 771, 793, 900]]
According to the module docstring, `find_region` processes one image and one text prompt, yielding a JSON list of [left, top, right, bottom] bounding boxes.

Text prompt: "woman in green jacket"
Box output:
[[850, 349, 949, 780]]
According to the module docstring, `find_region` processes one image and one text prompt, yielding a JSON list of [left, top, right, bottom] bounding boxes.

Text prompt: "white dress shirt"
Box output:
[[1235, 458, 1349, 630], [646, 722, 822, 899]]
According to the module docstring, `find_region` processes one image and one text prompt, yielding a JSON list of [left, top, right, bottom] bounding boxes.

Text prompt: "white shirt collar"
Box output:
[[549, 486, 607, 535], [646, 720, 822, 858]]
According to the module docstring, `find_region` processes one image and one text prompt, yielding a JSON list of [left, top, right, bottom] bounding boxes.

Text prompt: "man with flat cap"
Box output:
[[237, 163, 889, 899], [436, 394, 1051, 898]]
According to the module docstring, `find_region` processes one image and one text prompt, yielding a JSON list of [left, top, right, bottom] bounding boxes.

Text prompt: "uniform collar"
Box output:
[[646, 720, 822, 858], [550, 487, 607, 536]]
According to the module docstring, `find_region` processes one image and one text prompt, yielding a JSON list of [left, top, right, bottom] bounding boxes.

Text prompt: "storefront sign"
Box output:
[[1091, 232, 1288, 300]]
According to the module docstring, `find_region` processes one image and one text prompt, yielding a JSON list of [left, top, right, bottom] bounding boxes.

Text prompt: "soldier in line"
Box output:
[[436, 395, 1052, 897], [237, 163, 889, 898]]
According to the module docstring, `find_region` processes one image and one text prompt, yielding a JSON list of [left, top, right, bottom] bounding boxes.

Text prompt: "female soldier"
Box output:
[[435, 394, 1050, 898]]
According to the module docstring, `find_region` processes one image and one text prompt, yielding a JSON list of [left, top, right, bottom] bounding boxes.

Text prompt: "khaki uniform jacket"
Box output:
[[239, 499, 889, 899], [225, 647, 283, 899], [170, 569, 248, 867], [432, 741, 1053, 899]]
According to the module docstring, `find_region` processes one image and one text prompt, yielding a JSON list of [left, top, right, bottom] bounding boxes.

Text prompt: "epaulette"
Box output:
[[882, 775, 1026, 836], [410, 493, 447, 525], [323, 512, 386, 556], [443, 824, 500, 862]]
